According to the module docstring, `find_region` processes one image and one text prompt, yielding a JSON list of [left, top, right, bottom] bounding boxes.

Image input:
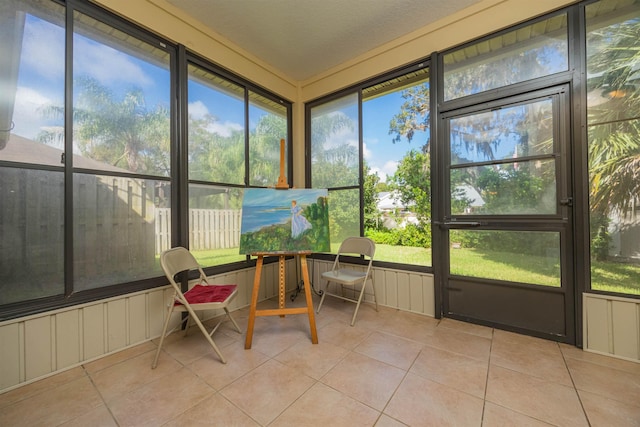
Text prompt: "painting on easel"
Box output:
[[239, 188, 330, 254]]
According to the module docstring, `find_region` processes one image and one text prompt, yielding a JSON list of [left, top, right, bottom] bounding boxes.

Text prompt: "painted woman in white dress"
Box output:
[[290, 200, 312, 238]]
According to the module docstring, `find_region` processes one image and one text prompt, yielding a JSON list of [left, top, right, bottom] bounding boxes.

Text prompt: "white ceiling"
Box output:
[[163, 0, 483, 81]]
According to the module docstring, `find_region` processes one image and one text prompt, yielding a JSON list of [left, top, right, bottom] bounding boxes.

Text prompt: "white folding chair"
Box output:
[[316, 237, 378, 326], [152, 247, 241, 368]]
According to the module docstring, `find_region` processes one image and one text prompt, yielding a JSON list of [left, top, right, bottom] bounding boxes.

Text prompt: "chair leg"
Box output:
[[185, 305, 227, 364], [152, 304, 175, 369], [351, 280, 368, 326], [184, 313, 192, 336], [225, 307, 242, 333], [371, 276, 378, 312], [316, 280, 329, 313]]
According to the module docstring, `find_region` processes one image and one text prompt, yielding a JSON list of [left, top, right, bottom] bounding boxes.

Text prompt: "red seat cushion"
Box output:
[[175, 284, 237, 305]]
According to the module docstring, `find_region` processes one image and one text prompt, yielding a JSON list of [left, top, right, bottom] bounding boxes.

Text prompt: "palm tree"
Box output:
[[38, 76, 170, 176]]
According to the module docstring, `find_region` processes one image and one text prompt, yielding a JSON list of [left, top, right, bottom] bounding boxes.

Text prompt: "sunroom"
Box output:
[[0, 0, 639, 425]]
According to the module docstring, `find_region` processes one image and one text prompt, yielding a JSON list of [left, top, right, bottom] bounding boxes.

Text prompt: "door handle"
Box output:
[[560, 197, 573, 207]]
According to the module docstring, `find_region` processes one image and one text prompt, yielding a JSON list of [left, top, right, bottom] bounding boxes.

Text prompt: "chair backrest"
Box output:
[[337, 237, 375, 258], [333, 237, 376, 271], [160, 247, 208, 292]]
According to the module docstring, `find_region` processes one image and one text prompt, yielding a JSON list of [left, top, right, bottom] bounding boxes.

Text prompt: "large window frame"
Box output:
[[305, 60, 433, 272], [0, 0, 292, 321]]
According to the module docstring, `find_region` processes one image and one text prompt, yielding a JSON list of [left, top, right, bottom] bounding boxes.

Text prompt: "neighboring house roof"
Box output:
[[377, 191, 411, 211], [455, 185, 484, 207], [0, 134, 131, 173]]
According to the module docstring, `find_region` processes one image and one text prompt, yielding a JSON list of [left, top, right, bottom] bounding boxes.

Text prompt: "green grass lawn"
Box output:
[[188, 244, 640, 295]]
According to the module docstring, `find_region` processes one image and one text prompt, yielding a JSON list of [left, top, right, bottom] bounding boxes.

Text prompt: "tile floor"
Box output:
[[1, 294, 639, 426]]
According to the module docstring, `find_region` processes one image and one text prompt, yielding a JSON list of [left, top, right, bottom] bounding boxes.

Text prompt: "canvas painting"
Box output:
[[239, 188, 330, 254]]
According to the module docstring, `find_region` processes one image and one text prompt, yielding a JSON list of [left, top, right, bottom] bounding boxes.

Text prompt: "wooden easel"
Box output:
[[244, 251, 318, 349], [244, 139, 319, 349]]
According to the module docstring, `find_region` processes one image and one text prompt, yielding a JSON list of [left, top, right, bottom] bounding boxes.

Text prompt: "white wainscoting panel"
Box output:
[[310, 259, 435, 317], [583, 293, 640, 362]]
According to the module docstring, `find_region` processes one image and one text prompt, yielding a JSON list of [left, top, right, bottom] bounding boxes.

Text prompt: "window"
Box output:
[[0, 0, 291, 319], [586, 0, 640, 296], [187, 64, 246, 266], [71, 11, 172, 291], [249, 91, 289, 187], [308, 65, 432, 266], [187, 61, 291, 267], [443, 13, 568, 101], [362, 68, 431, 266], [450, 98, 557, 216], [309, 93, 361, 249], [0, 0, 66, 305]]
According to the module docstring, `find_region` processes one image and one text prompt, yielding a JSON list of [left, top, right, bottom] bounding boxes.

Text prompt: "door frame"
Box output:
[[433, 85, 576, 343]]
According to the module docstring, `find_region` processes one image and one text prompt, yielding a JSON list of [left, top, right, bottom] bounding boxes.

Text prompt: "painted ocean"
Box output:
[[239, 188, 330, 253]]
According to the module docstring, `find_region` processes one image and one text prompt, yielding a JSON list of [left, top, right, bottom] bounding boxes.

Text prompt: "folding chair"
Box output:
[[316, 237, 378, 326], [152, 247, 241, 368]]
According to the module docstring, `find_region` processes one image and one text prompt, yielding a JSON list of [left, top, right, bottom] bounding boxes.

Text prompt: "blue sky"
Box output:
[[10, 12, 426, 182]]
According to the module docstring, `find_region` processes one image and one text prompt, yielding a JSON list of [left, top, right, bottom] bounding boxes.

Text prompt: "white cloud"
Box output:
[[73, 37, 154, 87], [370, 160, 398, 183], [362, 140, 373, 160], [188, 101, 209, 120], [11, 86, 58, 141], [20, 15, 155, 89], [206, 121, 243, 137], [21, 18, 66, 80]]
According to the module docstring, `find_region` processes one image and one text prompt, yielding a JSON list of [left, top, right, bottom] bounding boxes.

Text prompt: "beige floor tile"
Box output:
[[482, 402, 554, 426], [375, 414, 408, 427], [108, 367, 214, 426], [438, 317, 494, 339], [58, 403, 118, 427], [384, 373, 484, 426], [315, 296, 360, 324], [352, 304, 396, 330], [271, 382, 380, 426], [486, 365, 588, 427], [163, 392, 260, 426], [490, 339, 572, 387], [567, 358, 640, 408], [246, 315, 314, 357], [220, 359, 315, 425], [321, 351, 406, 410], [560, 344, 640, 375], [318, 319, 372, 350], [493, 330, 561, 355], [0, 376, 103, 427], [354, 331, 423, 370], [91, 349, 181, 403], [578, 389, 640, 427], [0, 366, 86, 409], [410, 345, 488, 398], [423, 327, 492, 362], [158, 325, 237, 365], [84, 341, 157, 374], [275, 338, 348, 380], [187, 342, 270, 390], [378, 311, 439, 344]]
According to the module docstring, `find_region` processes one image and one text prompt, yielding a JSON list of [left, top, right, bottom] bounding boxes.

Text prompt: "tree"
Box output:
[[389, 83, 430, 152], [38, 76, 170, 176], [363, 164, 382, 230], [310, 108, 360, 241], [388, 149, 431, 228], [586, 15, 640, 261]]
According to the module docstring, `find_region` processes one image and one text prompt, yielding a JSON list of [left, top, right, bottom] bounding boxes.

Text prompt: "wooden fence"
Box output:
[[155, 208, 242, 253]]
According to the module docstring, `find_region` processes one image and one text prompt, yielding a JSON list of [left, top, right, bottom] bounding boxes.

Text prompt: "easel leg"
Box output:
[[300, 255, 318, 344], [245, 256, 263, 349], [278, 255, 286, 317]]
